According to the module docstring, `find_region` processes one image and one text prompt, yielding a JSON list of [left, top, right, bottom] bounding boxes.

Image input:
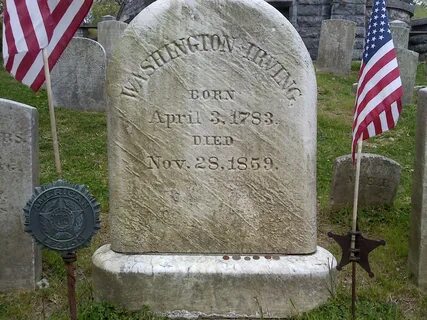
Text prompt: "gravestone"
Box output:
[[0, 99, 41, 291], [97, 17, 128, 60], [390, 20, 409, 49], [93, 0, 335, 318], [317, 19, 356, 75], [330, 0, 366, 60], [396, 47, 419, 105], [409, 88, 427, 291], [330, 154, 401, 211], [51, 37, 106, 112]]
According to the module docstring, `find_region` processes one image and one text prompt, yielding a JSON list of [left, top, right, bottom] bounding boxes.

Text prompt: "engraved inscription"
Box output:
[[122, 34, 235, 97], [0, 190, 7, 214], [147, 110, 277, 128], [120, 35, 301, 103], [210, 110, 277, 126], [0, 131, 26, 145], [189, 89, 235, 101], [193, 135, 234, 146], [242, 42, 302, 102], [348, 175, 390, 188], [0, 156, 18, 172], [148, 110, 201, 128], [146, 156, 277, 171]]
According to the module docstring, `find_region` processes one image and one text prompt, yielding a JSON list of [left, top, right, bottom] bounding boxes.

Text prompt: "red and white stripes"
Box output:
[[2, 0, 93, 91], [352, 40, 403, 158]]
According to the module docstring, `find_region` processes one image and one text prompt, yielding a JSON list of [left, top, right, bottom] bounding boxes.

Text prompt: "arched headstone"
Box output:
[[51, 37, 106, 112], [93, 0, 335, 317]]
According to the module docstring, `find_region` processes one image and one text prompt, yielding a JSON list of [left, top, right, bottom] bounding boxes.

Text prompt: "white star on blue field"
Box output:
[[363, 0, 393, 62]]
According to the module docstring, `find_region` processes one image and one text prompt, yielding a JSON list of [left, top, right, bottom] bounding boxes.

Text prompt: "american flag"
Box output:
[[352, 0, 403, 160], [2, 0, 93, 91]]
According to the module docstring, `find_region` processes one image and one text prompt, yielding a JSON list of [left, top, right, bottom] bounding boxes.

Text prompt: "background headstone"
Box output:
[[316, 19, 356, 75], [51, 37, 106, 112], [97, 17, 128, 60], [93, 0, 335, 317], [330, 153, 401, 211], [330, 0, 366, 60], [390, 20, 409, 49], [0, 99, 41, 291], [396, 47, 419, 105], [409, 88, 427, 291]]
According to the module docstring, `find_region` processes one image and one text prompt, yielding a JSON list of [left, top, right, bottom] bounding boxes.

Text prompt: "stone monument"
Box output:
[[316, 19, 356, 75], [409, 88, 427, 291], [390, 20, 409, 49], [330, 154, 401, 211], [396, 47, 419, 105], [93, 0, 335, 317], [97, 16, 128, 60], [0, 99, 41, 291], [51, 37, 106, 112]]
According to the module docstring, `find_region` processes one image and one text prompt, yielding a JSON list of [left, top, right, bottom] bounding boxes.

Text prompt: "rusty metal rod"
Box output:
[[352, 261, 356, 320], [63, 253, 77, 320]]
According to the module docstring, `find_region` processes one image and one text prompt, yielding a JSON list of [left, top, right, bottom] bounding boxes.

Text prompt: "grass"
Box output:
[[0, 62, 426, 319], [414, 4, 427, 19]]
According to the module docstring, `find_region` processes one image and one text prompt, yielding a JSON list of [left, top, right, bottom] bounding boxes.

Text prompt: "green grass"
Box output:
[[0, 61, 426, 319], [414, 4, 427, 19]]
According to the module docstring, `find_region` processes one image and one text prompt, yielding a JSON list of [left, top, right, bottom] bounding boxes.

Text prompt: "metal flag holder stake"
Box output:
[[328, 138, 386, 320], [62, 252, 78, 320], [24, 180, 100, 320]]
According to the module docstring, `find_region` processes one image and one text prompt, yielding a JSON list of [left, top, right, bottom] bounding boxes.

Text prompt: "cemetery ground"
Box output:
[[0, 61, 426, 320]]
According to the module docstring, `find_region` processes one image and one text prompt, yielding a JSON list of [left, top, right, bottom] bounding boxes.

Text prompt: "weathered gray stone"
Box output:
[[352, 82, 358, 94], [330, 0, 366, 60], [330, 154, 401, 211], [95, 0, 335, 316], [108, 0, 317, 255], [316, 19, 356, 75], [51, 37, 106, 112], [390, 20, 409, 49], [93, 245, 336, 318], [98, 20, 127, 60], [0, 99, 41, 291], [396, 48, 419, 105], [409, 89, 427, 292], [101, 15, 115, 21]]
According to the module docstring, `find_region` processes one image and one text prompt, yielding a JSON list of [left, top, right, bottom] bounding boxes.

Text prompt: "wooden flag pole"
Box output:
[[42, 49, 62, 176], [351, 137, 363, 319]]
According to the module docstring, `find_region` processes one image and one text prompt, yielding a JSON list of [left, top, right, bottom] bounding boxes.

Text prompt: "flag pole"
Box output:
[[351, 136, 363, 319], [42, 49, 62, 176]]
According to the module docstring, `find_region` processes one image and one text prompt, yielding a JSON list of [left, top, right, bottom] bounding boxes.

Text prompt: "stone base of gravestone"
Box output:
[[409, 89, 427, 291], [330, 154, 401, 211], [396, 48, 419, 105], [93, 245, 336, 318], [316, 19, 356, 75]]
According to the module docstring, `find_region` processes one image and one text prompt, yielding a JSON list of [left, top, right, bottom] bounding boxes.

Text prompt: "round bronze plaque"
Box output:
[[24, 180, 100, 252]]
